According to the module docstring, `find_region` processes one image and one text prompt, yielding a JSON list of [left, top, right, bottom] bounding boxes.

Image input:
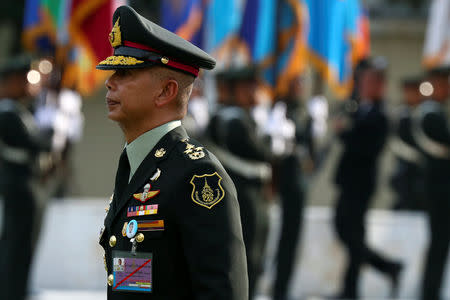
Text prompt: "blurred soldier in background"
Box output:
[[414, 65, 450, 300], [390, 76, 425, 211], [332, 57, 402, 299], [272, 75, 314, 300], [183, 77, 209, 139], [34, 61, 84, 198], [206, 66, 272, 299], [205, 70, 234, 146], [0, 56, 51, 300]]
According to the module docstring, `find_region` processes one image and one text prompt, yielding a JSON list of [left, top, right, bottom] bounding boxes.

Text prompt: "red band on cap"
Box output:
[[166, 60, 199, 77], [123, 40, 199, 77], [123, 41, 159, 53]]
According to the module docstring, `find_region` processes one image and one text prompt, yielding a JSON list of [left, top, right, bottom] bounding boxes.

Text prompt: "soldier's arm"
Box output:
[[225, 117, 272, 162], [0, 111, 48, 166], [173, 160, 248, 300], [0, 110, 50, 154], [423, 111, 450, 145]]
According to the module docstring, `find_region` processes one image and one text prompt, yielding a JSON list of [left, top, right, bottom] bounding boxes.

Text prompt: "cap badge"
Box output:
[[109, 17, 122, 48], [161, 57, 169, 64]]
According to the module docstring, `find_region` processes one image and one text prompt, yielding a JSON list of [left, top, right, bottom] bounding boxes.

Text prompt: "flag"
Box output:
[[237, 0, 277, 64], [67, 0, 115, 95], [23, 0, 122, 96], [22, 0, 68, 52], [203, 0, 244, 66], [423, 0, 450, 69], [160, 0, 204, 48], [272, 0, 309, 98], [304, 0, 364, 99], [353, 6, 370, 64]]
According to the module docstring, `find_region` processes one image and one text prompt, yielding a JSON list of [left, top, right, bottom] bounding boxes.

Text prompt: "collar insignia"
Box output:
[[109, 17, 122, 48], [133, 183, 160, 203], [155, 148, 166, 158]]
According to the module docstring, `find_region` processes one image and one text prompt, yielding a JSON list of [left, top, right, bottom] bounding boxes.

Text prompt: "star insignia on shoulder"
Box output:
[[183, 142, 205, 160]]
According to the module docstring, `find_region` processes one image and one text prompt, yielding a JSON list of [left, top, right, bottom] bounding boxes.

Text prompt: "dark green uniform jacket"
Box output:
[[99, 126, 248, 300]]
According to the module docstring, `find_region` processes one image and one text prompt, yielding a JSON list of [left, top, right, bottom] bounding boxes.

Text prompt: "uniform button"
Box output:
[[107, 274, 114, 286], [136, 233, 145, 243], [109, 235, 117, 247]]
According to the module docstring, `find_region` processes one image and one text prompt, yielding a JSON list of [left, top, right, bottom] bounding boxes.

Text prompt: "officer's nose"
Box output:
[[105, 74, 116, 91]]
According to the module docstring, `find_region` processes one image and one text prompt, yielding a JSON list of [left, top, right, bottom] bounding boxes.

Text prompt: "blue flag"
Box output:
[[272, 0, 309, 97], [304, 0, 363, 98], [238, 0, 277, 63], [160, 0, 204, 48]]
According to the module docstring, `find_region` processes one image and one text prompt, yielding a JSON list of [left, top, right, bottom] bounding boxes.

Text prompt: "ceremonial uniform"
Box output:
[[96, 6, 248, 300], [414, 98, 450, 300], [333, 100, 401, 298], [390, 106, 425, 211], [0, 100, 50, 300], [0, 56, 51, 300], [214, 103, 272, 299], [273, 99, 313, 300]]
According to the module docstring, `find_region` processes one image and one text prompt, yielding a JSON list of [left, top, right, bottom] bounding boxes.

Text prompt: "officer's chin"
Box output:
[[107, 110, 124, 123]]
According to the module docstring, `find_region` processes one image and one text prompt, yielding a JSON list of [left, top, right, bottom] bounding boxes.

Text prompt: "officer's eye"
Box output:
[[114, 69, 132, 77]]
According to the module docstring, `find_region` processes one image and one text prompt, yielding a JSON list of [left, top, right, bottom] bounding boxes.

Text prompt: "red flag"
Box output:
[[67, 0, 114, 95]]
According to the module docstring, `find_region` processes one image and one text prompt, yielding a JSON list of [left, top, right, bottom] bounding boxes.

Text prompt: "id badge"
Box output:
[[112, 250, 153, 293]]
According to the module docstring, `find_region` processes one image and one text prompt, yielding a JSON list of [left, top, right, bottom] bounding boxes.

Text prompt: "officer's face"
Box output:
[[287, 76, 304, 100], [429, 76, 449, 102], [403, 85, 422, 106], [234, 80, 258, 109], [216, 81, 230, 104], [359, 69, 386, 101], [4, 72, 29, 100], [105, 67, 161, 125]]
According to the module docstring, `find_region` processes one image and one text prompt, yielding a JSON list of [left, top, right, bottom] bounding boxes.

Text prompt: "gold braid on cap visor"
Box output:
[[98, 56, 144, 66]]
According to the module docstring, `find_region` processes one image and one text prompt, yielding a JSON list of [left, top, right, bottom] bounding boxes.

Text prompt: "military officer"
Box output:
[[0, 55, 51, 300], [272, 75, 314, 300], [390, 76, 425, 211], [96, 6, 248, 300], [204, 70, 234, 146], [206, 66, 272, 299], [414, 65, 450, 300], [332, 57, 402, 299]]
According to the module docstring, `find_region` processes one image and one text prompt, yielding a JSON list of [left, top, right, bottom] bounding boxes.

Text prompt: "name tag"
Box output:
[[112, 251, 153, 293]]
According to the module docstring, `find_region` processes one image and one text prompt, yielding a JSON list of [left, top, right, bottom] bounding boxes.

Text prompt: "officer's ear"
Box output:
[[155, 78, 179, 108]]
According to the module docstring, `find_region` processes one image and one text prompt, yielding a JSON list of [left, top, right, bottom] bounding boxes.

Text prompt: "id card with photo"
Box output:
[[112, 250, 153, 293]]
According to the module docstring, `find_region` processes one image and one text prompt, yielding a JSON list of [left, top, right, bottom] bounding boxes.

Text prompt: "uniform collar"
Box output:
[[126, 120, 181, 181], [105, 125, 189, 227]]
